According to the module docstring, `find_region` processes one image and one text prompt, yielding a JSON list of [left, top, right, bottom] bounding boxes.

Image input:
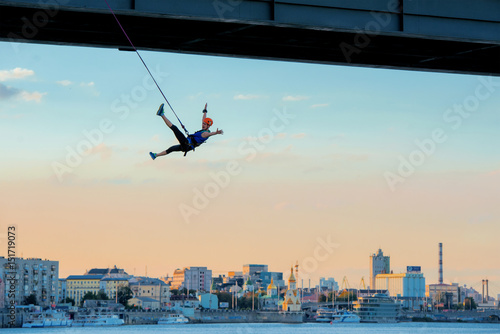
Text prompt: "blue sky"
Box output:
[[1, 41, 499, 292]]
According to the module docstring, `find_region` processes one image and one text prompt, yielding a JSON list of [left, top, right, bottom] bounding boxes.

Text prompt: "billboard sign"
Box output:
[[407, 266, 421, 273]]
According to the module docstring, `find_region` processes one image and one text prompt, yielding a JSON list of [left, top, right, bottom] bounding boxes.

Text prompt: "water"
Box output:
[[2, 323, 499, 334]]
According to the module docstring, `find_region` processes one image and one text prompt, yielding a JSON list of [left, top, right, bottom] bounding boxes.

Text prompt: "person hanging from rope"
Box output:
[[149, 103, 223, 159]]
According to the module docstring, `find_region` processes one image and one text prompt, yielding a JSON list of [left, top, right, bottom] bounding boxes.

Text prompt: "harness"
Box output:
[[184, 130, 209, 156]]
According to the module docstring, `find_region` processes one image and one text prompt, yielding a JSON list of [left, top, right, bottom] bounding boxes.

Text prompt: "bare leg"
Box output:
[[161, 115, 173, 127]]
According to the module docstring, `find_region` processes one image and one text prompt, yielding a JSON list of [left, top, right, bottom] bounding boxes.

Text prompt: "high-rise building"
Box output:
[[319, 277, 339, 291], [0, 267, 5, 308], [369, 249, 390, 289], [243, 264, 268, 276], [260, 271, 285, 289], [375, 272, 426, 309], [171, 267, 212, 292], [1, 257, 59, 307]]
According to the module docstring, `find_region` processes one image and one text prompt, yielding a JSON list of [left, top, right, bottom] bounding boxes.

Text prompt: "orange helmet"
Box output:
[[203, 118, 213, 127]]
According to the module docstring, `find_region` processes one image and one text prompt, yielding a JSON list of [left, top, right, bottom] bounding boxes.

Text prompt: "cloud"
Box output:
[[20, 91, 46, 103], [80, 81, 100, 96], [188, 92, 203, 100], [330, 153, 370, 162], [282, 95, 309, 102], [104, 177, 131, 185], [276, 133, 287, 140], [292, 133, 306, 139], [91, 143, 112, 160], [311, 103, 329, 108], [57, 80, 72, 86], [0, 84, 46, 102], [0, 83, 20, 99], [0, 68, 34, 81], [274, 201, 290, 211], [233, 94, 265, 100], [487, 169, 500, 176]]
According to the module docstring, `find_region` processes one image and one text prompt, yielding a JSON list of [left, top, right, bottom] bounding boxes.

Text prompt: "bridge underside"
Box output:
[[1, 2, 499, 76]]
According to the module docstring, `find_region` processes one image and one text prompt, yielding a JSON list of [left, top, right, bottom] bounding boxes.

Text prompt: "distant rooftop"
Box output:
[[67, 275, 104, 280], [86, 265, 128, 275]]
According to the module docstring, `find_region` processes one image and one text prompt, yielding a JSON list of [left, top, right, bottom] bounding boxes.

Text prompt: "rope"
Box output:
[[103, 0, 190, 135]]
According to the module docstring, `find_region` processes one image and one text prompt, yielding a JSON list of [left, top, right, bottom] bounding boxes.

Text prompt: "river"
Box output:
[[2, 322, 500, 333]]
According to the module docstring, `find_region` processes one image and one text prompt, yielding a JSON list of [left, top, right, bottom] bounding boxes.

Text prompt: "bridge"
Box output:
[[1, 0, 499, 76]]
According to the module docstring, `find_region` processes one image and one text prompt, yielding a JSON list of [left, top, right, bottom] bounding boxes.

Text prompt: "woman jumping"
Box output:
[[149, 103, 223, 159]]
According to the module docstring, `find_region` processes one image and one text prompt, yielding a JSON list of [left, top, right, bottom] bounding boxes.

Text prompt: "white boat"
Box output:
[[331, 310, 360, 323], [316, 308, 336, 322], [157, 314, 189, 325], [71, 314, 124, 327], [316, 308, 360, 323], [353, 293, 400, 323], [22, 310, 73, 328]]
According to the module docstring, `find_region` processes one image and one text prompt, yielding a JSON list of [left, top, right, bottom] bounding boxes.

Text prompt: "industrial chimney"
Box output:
[[439, 243, 443, 284]]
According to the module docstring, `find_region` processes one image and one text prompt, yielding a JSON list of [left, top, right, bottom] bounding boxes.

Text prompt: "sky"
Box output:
[[1, 39, 499, 295]]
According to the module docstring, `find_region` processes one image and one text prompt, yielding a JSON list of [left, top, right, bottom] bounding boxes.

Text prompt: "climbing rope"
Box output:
[[103, 0, 190, 135]]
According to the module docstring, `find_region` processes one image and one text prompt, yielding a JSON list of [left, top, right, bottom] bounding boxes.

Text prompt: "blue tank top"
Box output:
[[190, 130, 210, 145]]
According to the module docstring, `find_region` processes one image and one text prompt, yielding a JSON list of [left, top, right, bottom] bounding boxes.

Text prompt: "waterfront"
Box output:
[[1, 323, 499, 333]]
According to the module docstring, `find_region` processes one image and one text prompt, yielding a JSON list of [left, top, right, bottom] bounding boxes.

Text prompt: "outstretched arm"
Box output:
[[202, 129, 223, 138]]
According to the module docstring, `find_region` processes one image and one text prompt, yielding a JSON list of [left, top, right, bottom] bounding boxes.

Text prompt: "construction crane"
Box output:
[[341, 276, 350, 291], [341, 276, 352, 309], [360, 277, 366, 290]]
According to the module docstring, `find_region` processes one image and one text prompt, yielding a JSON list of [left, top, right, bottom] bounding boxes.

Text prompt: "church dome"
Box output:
[[267, 278, 277, 290], [288, 267, 296, 283]]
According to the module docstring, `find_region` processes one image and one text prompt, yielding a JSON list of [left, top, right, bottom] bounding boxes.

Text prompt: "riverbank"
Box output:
[[3, 308, 499, 328], [125, 310, 304, 325]]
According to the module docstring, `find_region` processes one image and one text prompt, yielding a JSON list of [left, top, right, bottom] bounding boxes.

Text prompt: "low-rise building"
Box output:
[[199, 293, 218, 310], [100, 277, 129, 301], [282, 268, 301, 312], [426, 283, 461, 308], [169, 295, 200, 311], [260, 277, 280, 310], [129, 277, 170, 308], [66, 275, 104, 306], [128, 296, 160, 310]]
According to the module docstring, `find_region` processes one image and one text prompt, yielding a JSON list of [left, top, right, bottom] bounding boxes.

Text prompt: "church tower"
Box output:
[[282, 267, 301, 311]]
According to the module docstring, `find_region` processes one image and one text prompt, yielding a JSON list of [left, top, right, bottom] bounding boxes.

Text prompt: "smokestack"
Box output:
[[439, 243, 443, 284], [482, 280, 486, 303], [486, 279, 489, 302]]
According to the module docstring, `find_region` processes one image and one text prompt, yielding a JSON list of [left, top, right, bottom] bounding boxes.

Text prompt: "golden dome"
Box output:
[[267, 278, 277, 290], [288, 267, 296, 283]]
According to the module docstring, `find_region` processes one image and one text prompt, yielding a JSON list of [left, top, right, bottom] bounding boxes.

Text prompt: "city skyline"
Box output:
[[6, 243, 498, 297], [1, 38, 499, 296]]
